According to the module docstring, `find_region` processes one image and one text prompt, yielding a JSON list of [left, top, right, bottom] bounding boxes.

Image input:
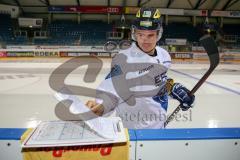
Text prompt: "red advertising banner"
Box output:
[[80, 6, 122, 14], [0, 51, 7, 57], [59, 52, 68, 57], [201, 10, 208, 16], [64, 6, 79, 12], [64, 6, 122, 14]]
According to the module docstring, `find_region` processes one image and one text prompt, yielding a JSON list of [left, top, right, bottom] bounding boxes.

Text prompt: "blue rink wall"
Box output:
[[0, 128, 240, 160]]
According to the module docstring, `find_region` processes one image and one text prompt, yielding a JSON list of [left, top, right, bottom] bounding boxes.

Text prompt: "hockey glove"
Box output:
[[170, 83, 195, 111]]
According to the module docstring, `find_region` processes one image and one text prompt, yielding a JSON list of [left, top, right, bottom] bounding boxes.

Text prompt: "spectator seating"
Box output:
[[34, 21, 113, 45], [0, 14, 28, 45], [162, 22, 202, 42]]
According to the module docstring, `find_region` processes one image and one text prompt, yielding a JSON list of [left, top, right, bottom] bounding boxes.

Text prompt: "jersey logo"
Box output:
[[105, 64, 123, 79], [142, 11, 152, 17], [138, 64, 154, 74], [154, 71, 167, 86]]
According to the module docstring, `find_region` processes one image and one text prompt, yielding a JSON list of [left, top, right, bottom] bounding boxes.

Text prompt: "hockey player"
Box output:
[[86, 7, 195, 129]]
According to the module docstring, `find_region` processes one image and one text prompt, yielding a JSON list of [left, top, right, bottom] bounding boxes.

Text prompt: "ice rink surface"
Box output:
[[0, 57, 239, 129]]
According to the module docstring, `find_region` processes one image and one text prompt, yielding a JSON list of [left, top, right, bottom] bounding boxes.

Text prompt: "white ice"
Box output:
[[0, 58, 239, 129]]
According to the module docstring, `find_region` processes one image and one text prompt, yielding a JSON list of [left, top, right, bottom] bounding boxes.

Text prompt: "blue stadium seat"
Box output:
[[46, 20, 112, 45]]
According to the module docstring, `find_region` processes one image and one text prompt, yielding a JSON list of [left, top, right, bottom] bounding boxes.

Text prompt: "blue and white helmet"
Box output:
[[132, 7, 163, 41]]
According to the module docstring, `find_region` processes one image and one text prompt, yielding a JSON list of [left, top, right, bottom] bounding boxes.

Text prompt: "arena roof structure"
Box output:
[[0, 0, 239, 15]]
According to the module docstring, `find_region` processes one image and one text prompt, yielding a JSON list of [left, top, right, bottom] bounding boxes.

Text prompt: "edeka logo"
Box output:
[[40, 144, 113, 157]]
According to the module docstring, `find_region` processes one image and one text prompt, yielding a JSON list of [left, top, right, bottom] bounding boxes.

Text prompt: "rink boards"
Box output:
[[0, 128, 240, 160]]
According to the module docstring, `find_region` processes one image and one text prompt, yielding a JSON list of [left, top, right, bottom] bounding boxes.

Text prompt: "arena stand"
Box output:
[[0, 12, 239, 63]]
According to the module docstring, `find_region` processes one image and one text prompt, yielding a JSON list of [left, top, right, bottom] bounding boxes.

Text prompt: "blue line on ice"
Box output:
[[171, 69, 240, 95]]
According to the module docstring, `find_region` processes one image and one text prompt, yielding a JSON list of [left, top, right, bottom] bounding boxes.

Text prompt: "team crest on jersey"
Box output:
[[142, 11, 152, 17], [154, 72, 167, 87], [105, 64, 123, 79]]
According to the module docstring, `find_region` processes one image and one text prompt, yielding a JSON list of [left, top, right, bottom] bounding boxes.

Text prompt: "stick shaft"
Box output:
[[164, 35, 219, 127], [164, 68, 214, 127]]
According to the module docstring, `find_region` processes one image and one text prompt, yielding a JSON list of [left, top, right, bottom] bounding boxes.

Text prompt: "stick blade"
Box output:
[[199, 35, 220, 68]]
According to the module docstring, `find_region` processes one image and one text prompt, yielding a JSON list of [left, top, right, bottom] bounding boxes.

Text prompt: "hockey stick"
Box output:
[[164, 35, 220, 127]]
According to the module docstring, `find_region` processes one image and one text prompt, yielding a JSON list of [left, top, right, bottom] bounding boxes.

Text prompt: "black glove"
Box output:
[[170, 83, 195, 111]]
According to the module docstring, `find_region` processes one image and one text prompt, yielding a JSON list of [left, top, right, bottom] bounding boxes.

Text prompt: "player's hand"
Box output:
[[170, 83, 195, 111], [85, 100, 104, 116]]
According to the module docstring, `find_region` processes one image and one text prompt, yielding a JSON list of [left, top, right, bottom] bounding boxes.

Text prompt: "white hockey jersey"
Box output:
[[97, 43, 171, 129]]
